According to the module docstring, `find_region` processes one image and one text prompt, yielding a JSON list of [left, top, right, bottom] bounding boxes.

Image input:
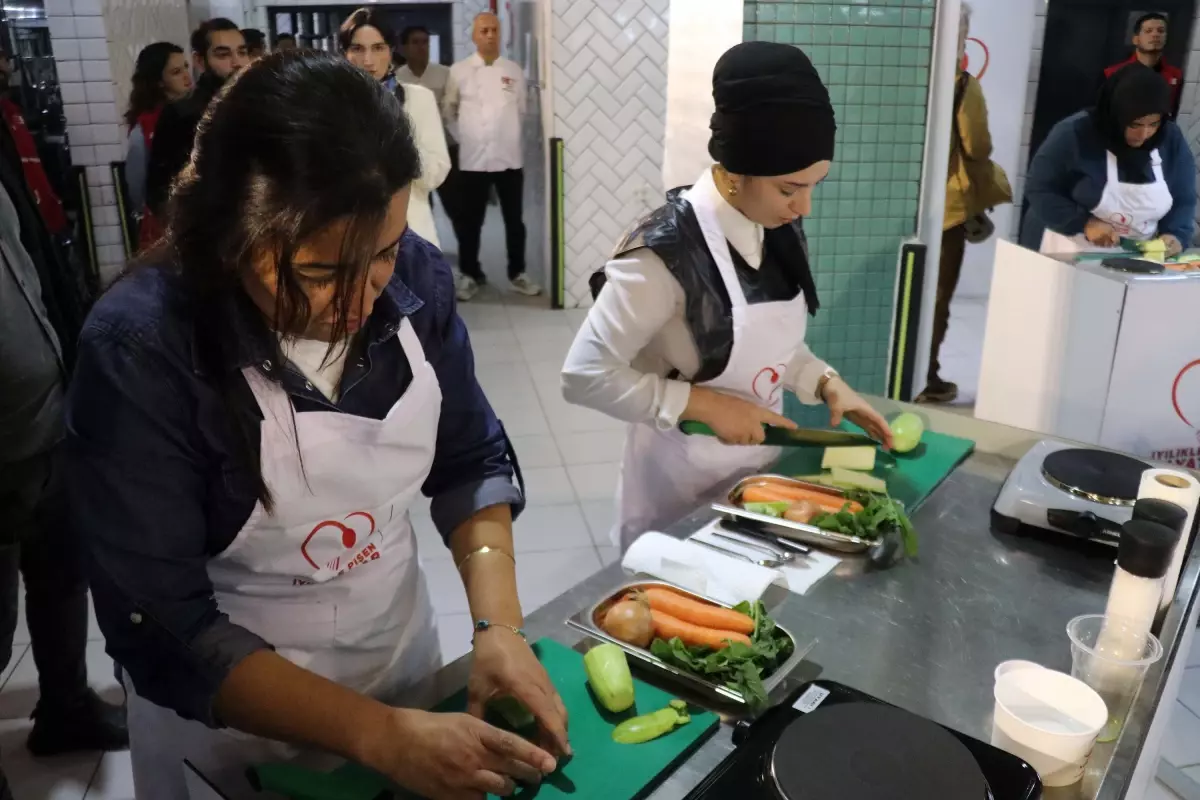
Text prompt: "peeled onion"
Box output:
[[602, 592, 654, 647], [784, 499, 818, 524]]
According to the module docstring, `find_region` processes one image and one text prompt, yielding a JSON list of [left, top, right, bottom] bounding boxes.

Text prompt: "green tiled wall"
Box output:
[[744, 0, 935, 419]]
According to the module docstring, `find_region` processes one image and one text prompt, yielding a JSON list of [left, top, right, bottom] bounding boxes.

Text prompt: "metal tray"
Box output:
[[565, 577, 816, 706], [720, 474, 874, 554]]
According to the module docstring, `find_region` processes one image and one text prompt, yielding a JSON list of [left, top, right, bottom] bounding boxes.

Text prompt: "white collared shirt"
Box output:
[[445, 53, 525, 172], [395, 62, 452, 110], [561, 168, 830, 427]]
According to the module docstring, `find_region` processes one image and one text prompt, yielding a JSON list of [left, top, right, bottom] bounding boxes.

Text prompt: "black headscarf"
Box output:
[[1091, 63, 1171, 179], [709, 42, 836, 176]]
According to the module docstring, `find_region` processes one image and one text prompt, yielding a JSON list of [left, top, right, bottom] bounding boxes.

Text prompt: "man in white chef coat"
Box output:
[[445, 12, 540, 301]]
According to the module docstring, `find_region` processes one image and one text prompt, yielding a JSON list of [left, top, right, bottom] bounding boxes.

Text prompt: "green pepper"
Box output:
[[611, 701, 691, 744]]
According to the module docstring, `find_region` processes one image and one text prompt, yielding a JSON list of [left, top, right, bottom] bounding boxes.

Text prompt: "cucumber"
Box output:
[[821, 446, 877, 471], [829, 466, 887, 493], [611, 704, 690, 744], [584, 643, 635, 713], [488, 695, 536, 731]]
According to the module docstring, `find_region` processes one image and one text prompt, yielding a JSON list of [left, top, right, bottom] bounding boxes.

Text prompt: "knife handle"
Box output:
[[679, 421, 716, 436]]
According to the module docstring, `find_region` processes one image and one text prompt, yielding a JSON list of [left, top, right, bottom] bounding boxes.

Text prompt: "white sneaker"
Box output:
[[456, 275, 479, 302], [508, 273, 542, 297]]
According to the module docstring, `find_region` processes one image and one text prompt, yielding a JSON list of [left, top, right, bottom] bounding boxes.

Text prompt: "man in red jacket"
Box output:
[[0, 51, 67, 234], [1104, 12, 1183, 117]]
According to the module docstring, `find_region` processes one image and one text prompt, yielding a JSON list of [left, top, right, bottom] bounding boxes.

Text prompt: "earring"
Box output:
[[728, 182, 739, 197]]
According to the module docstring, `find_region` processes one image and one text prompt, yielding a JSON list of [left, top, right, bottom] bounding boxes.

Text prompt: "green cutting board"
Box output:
[[434, 639, 720, 799], [250, 639, 719, 800], [771, 422, 975, 514]]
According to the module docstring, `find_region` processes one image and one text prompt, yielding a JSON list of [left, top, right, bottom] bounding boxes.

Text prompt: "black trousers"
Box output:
[[457, 168, 526, 281], [928, 224, 967, 383], [0, 446, 90, 715], [435, 144, 469, 254]]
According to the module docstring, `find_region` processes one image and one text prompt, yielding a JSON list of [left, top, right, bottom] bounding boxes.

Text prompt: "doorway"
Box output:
[[266, 4, 454, 62], [1029, 0, 1195, 164]]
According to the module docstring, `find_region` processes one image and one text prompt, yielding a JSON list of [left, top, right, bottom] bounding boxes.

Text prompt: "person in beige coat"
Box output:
[[917, 3, 1011, 404]]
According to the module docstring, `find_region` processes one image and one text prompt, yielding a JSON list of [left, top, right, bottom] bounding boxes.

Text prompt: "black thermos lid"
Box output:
[[1133, 498, 1189, 534], [1118, 519, 1181, 579]]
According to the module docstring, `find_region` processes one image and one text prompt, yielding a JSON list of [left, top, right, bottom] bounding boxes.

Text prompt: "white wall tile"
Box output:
[[88, 102, 118, 123], [79, 38, 109, 61], [89, 122, 121, 144], [94, 224, 123, 246], [53, 38, 80, 61], [82, 60, 112, 81], [44, 0, 74, 15], [63, 103, 89, 126], [67, 124, 93, 145], [99, 186, 117, 206], [73, 0, 103, 15], [59, 81, 86, 104], [84, 79, 114, 102], [71, 144, 97, 166], [95, 144, 124, 164], [74, 15, 106, 38], [56, 60, 83, 82], [47, 17, 76, 39], [94, 205, 120, 226], [86, 165, 113, 187]]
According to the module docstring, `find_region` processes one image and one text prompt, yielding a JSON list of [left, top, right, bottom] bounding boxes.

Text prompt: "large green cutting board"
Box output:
[[771, 422, 975, 513], [249, 639, 719, 800]]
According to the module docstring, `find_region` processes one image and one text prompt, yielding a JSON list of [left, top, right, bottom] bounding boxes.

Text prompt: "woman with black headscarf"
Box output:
[[561, 42, 893, 551], [1022, 63, 1195, 255]]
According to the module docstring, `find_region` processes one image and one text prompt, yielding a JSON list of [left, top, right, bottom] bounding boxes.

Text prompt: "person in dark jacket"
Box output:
[[143, 18, 247, 217], [0, 105, 127, 800], [1103, 12, 1183, 117], [1021, 63, 1196, 255]]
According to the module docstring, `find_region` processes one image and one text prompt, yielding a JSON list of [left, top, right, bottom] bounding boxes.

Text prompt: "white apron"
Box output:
[[1040, 148, 1173, 254], [126, 319, 442, 800], [612, 181, 812, 551]]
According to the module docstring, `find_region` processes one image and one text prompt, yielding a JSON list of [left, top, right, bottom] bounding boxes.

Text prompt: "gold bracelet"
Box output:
[[455, 545, 515, 573]]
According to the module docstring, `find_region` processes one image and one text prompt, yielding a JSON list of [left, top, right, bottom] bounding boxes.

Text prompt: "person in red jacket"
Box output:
[[0, 51, 68, 235], [124, 42, 192, 250], [1105, 12, 1183, 117]]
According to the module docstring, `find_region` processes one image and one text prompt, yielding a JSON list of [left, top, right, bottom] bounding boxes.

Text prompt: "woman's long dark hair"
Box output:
[[162, 50, 419, 507], [125, 42, 183, 128]]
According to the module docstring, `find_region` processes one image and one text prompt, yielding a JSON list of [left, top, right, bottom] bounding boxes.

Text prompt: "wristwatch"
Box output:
[[816, 367, 840, 403]]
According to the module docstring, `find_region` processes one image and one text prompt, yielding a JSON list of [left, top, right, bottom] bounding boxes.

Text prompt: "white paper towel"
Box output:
[[621, 531, 779, 605], [689, 519, 841, 596], [1137, 467, 1200, 612]]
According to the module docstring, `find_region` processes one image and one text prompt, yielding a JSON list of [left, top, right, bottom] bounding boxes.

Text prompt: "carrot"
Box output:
[[741, 483, 863, 514], [642, 587, 756, 635], [651, 609, 752, 649]]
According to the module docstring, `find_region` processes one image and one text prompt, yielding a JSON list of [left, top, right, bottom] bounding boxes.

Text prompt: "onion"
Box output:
[[784, 499, 818, 524], [602, 592, 654, 647]]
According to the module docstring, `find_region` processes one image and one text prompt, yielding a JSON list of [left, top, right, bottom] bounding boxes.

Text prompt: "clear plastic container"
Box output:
[[1067, 614, 1163, 742]]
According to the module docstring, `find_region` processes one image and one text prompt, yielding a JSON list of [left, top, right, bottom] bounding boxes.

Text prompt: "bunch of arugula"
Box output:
[[649, 601, 793, 711], [809, 490, 918, 557]]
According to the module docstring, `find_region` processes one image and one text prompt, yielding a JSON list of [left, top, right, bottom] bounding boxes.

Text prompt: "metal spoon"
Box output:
[[691, 538, 787, 568]]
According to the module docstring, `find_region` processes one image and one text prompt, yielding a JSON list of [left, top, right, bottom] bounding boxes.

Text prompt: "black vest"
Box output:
[[590, 187, 819, 382]]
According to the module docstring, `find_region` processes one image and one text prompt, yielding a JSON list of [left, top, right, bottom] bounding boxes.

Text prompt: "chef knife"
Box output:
[[679, 420, 876, 447]]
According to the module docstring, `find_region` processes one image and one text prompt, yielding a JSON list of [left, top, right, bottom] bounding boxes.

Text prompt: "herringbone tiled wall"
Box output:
[[551, 0, 669, 308]]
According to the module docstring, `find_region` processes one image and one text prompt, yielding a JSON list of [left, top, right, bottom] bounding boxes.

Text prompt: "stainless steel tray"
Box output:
[[720, 474, 874, 554], [565, 576, 816, 706]]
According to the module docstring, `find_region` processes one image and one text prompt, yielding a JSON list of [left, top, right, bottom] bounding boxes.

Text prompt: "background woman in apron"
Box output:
[[1021, 63, 1196, 256], [561, 42, 893, 552], [65, 51, 567, 800]]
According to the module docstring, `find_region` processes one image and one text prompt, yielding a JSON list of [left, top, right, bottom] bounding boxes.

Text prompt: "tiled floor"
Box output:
[[1, 222, 1195, 797], [936, 294, 987, 411]]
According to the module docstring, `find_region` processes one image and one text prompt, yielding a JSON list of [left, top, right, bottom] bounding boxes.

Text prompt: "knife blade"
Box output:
[[678, 420, 876, 448]]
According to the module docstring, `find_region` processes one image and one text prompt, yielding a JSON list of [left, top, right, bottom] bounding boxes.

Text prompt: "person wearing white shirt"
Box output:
[[395, 26, 451, 108], [561, 42, 894, 551], [444, 12, 540, 300], [340, 9, 450, 247]]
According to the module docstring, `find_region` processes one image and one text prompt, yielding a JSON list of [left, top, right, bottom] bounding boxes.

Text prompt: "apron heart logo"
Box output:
[[300, 511, 377, 572], [752, 364, 787, 404]]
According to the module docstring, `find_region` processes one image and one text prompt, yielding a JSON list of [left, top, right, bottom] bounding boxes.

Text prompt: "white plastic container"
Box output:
[[993, 659, 1045, 683], [991, 667, 1108, 787]]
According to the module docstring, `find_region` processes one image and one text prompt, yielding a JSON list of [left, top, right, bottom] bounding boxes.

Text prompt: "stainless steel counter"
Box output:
[[423, 450, 1200, 799]]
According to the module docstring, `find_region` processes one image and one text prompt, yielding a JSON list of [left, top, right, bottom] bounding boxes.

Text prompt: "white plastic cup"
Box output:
[[994, 659, 1045, 683], [1067, 614, 1163, 742], [991, 667, 1108, 787]]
